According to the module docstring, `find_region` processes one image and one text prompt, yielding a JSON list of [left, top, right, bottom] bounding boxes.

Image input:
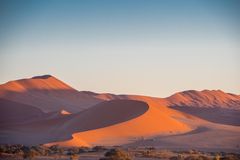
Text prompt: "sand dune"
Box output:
[[0, 75, 102, 112], [48, 99, 191, 147], [0, 98, 44, 125], [165, 90, 240, 125], [96, 91, 240, 125], [166, 90, 240, 109], [96, 90, 240, 109], [0, 75, 239, 150], [52, 93, 239, 148], [0, 100, 148, 145], [126, 115, 240, 152], [61, 100, 149, 132], [170, 106, 240, 126]]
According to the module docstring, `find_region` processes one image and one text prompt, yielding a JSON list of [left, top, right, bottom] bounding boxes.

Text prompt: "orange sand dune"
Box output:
[[49, 99, 191, 147], [1, 75, 240, 149], [166, 90, 240, 109], [96, 90, 240, 110], [125, 113, 240, 151], [0, 75, 102, 112], [0, 100, 148, 145], [96, 92, 240, 126]]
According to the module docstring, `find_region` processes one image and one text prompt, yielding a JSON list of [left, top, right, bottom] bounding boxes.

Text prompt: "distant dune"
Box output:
[[166, 89, 240, 109], [0, 75, 239, 151], [0, 75, 102, 112]]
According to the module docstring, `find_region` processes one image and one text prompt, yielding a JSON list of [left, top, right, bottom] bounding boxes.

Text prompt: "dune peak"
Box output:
[[31, 75, 53, 79]]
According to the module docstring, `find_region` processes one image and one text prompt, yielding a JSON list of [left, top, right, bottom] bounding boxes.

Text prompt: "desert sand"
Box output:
[[47, 99, 191, 147], [0, 75, 102, 112], [0, 75, 239, 151]]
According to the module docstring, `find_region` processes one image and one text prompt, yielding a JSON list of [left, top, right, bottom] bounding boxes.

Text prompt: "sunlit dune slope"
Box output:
[[49, 99, 191, 147], [95, 90, 240, 109], [166, 90, 240, 109], [165, 90, 240, 125], [60, 110, 71, 115], [95, 91, 240, 125], [0, 75, 102, 112]]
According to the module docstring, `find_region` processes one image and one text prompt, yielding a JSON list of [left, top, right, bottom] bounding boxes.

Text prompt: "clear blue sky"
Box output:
[[0, 0, 239, 97]]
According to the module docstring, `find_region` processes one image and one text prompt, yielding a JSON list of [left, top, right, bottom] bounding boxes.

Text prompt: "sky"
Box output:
[[0, 0, 239, 97]]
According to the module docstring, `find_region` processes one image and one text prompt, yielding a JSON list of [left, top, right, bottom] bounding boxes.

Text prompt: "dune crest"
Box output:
[[48, 99, 191, 147], [166, 89, 240, 109], [0, 75, 239, 149], [0, 75, 102, 112]]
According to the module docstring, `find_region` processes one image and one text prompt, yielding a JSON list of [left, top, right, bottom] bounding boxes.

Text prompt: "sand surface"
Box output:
[[0, 75, 239, 151], [48, 99, 191, 147], [0, 75, 102, 112]]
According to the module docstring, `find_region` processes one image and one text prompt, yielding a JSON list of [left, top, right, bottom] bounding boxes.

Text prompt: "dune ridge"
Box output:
[[47, 99, 191, 147], [0, 75, 239, 149], [166, 89, 240, 109], [0, 75, 103, 112]]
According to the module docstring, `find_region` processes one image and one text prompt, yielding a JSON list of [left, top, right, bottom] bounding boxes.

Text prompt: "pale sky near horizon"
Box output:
[[0, 0, 239, 97]]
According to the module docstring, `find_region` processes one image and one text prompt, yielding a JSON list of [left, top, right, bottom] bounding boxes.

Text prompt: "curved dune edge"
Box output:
[[46, 100, 192, 147], [61, 100, 149, 133]]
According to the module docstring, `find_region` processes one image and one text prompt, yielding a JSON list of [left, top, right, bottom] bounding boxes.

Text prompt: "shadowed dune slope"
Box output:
[[0, 75, 102, 112], [61, 100, 149, 132], [0, 100, 149, 145], [0, 98, 44, 124]]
